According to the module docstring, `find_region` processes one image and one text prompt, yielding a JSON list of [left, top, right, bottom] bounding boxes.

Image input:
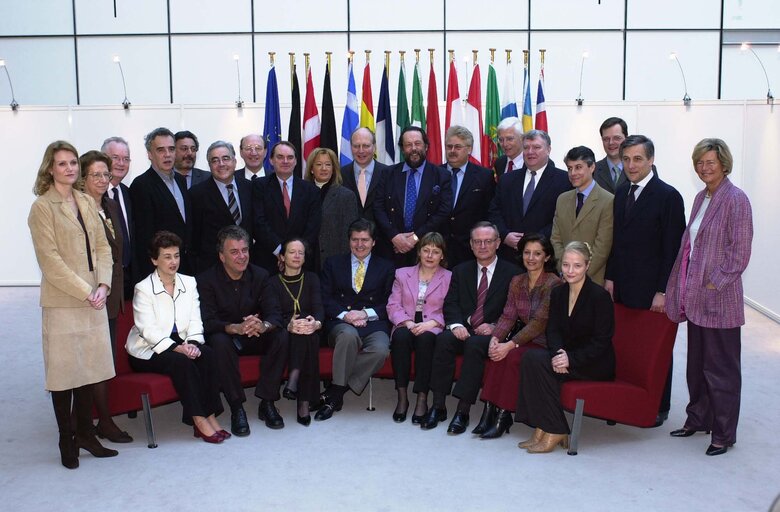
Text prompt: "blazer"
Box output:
[[665, 178, 753, 329], [190, 177, 254, 274], [443, 258, 522, 330], [340, 160, 391, 222], [110, 182, 133, 250], [546, 277, 615, 380], [386, 265, 452, 335], [130, 167, 192, 281], [606, 174, 685, 309], [320, 253, 395, 337], [126, 271, 204, 360], [440, 162, 496, 267], [177, 167, 210, 189], [491, 271, 561, 346], [594, 158, 658, 194], [550, 183, 614, 284], [318, 184, 360, 270], [492, 155, 523, 180], [28, 187, 113, 307], [98, 195, 125, 319], [252, 174, 322, 271]]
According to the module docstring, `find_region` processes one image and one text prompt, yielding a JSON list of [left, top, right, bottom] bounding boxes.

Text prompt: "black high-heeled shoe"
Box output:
[[471, 402, 497, 435], [393, 403, 409, 423], [297, 414, 312, 427], [283, 387, 297, 401], [670, 427, 712, 437], [479, 408, 513, 439]]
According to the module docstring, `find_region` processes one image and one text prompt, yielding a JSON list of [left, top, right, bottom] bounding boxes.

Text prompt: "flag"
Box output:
[[376, 64, 395, 165], [302, 66, 321, 168], [359, 61, 375, 132], [339, 60, 359, 167], [535, 67, 548, 133], [426, 61, 442, 166], [464, 64, 483, 165], [483, 62, 500, 167], [262, 64, 282, 172], [410, 61, 426, 130], [445, 58, 463, 131], [395, 61, 410, 162], [500, 60, 518, 120], [320, 61, 338, 155], [288, 64, 302, 177], [521, 62, 533, 132]]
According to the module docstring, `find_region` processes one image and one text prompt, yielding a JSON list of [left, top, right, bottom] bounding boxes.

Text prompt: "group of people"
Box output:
[[27, 116, 753, 469]]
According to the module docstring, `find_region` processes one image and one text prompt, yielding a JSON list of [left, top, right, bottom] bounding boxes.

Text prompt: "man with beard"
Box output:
[[174, 130, 210, 189], [374, 126, 453, 267]]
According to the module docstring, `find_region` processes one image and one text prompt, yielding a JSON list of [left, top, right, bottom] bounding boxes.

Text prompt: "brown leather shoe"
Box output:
[[518, 428, 545, 449], [526, 432, 569, 453]]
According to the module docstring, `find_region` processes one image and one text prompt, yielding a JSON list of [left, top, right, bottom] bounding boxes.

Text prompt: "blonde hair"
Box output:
[[563, 240, 592, 264], [691, 138, 733, 175], [304, 147, 342, 186], [33, 141, 79, 196]]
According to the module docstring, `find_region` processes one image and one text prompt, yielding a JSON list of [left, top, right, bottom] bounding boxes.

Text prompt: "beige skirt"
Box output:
[[41, 306, 116, 391]]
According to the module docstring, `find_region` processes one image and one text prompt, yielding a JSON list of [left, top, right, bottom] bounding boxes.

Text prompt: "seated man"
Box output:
[[317, 219, 394, 421], [423, 221, 521, 434], [196, 225, 287, 435]]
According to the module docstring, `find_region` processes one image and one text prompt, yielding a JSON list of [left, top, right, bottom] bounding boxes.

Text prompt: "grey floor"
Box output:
[[1, 286, 779, 512]]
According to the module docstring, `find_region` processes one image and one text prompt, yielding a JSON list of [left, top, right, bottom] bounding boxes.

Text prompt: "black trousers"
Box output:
[[288, 332, 321, 403], [391, 324, 437, 393], [130, 345, 223, 425], [429, 330, 491, 399], [206, 329, 288, 406]]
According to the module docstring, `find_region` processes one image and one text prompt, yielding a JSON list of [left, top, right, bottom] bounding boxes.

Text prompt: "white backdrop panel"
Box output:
[[170, 0, 252, 33], [723, 0, 780, 29], [531, 0, 624, 30], [445, 0, 528, 31], [350, 0, 443, 31], [628, 0, 721, 29], [0, 38, 78, 105], [720, 45, 780, 102], [75, 0, 168, 35], [256, 0, 348, 32], [0, 0, 73, 36]]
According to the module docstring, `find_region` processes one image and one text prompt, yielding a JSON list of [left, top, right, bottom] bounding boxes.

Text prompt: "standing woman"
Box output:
[[28, 141, 119, 469], [665, 138, 753, 456], [79, 150, 133, 443]]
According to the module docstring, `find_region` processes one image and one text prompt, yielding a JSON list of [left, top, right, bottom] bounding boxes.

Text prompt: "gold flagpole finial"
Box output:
[[448, 49, 455, 62], [269, 51, 275, 66], [326, 51, 332, 70], [399, 50, 406, 65], [348, 50, 355, 63], [472, 50, 478, 66], [384, 50, 391, 72], [289, 52, 295, 83], [365, 49, 371, 63], [428, 48, 435, 63], [489, 48, 496, 64], [414, 49, 421, 64], [505, 49, 512, 64], [304, 52, 310, 76], [523, 49, 529, 67], [539, 49, 546, 66]]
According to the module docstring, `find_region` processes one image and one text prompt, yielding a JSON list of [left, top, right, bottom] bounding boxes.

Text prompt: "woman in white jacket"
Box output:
[[126, 231, 227, 444]]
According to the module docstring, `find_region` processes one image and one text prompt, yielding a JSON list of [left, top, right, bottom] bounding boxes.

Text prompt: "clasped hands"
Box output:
[[392, 233, 417, 254], [288, 314, 320, 335], [403, 319, 438, 336], [174, 342, 201, 360], [487, 336, 516, 362], [230, 314, 266, 337], [451, 322, 494, 341], [344, 309, 369, 327], [87, 284, 109, 310], [552, 349, 569, 374]]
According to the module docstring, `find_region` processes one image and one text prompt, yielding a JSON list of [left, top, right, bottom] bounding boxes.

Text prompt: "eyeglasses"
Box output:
[[470, 238, 498, 247], [110, 156, 131, 164], [243, 145, 264, 153], [87, 172, 112, 181], [445, 144, 469, 151], [209, 156, 234, 165], [351, 144, 373, 151]]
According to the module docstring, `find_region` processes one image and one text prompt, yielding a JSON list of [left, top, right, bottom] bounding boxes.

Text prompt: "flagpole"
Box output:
[[506, 49, 511, 64], [539, 49, 546, 69], [304, 52, 310, 77], [348, 49, 354, 64], [325, 51, 331, 71], [365, 49, 371, 64], [289, 52, 295, 85], [269, 51, 275, 67], [384, 50, 391, 74], [414, 48, 420, 65], [489, 48, 495, 64], [472, 49, 478, 67]]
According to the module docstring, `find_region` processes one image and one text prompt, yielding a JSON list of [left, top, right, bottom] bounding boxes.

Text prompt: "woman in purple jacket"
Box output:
[[665, 138, 753, 456]]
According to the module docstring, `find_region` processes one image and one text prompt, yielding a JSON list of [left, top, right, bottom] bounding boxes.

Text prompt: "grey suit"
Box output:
[[593, 158, 626, 194], [177, 167, 211, 189]]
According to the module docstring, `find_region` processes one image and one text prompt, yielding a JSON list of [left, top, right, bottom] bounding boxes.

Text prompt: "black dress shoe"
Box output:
[[314, 401, 342, 421], [411, 412, 426, 425], [447, 411, 470, 435], [471, 402, 497, 435], [479, 409, 513, 439], [420, 407, 447, 430], [282, 387, 297, 401], [258, 400, 285, 429], [393, 403, 409, 423], [650, 410, 669, 428], [310, 393, 328, 412], [706, 444, 729, 456], [297, 414, 312, 427], [670, 427, 697, 437], [230, 407, 250, 437]]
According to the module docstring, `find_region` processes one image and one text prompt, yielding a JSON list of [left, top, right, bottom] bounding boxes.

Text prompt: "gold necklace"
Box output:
[[279, 273, 305, 316]]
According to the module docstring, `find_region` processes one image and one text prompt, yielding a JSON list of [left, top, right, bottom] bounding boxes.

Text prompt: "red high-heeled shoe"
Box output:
[[193, 424, 224, 444]]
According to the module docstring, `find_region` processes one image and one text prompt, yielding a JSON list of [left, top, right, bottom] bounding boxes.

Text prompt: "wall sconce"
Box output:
[[233, 54, 244, 109], [669, 52, 691, 106], [576, 51, 588, 106], [740, 42, 774, 105], [113, 56, 131, 109], [0, 59, 19, 111]]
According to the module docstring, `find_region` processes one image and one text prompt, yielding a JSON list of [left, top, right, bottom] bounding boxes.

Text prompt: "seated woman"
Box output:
[[516, 241, 615, 453], [475, 233, 561, 439], [125, 231, 227, 444], [267, 238, 324, 426], [386, 232, 452, 423]]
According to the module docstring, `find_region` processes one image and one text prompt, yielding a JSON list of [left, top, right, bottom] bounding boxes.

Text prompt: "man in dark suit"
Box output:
[[489, 129, 571, 261], [174, 130, 210, 189], [197, 226, 287, 435], [594, 117, 657, 193], [190, 140, 253, 274], [374, 126, 453, 268], [102, 136, 134, 299], [422, 221, 521, 433], [492, 117, 525, 180], [441, 125, 495, 267], [237, 133, 268, 181], [605, 134, 685, 426], [316, 219, 395, 421], [251, 141, 321, 273], [130, 127, 193, 280]]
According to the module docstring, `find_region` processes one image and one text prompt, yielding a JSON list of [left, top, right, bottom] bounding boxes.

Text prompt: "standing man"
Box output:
[[423, 221, 521, 433], [594, 117, 628, 193], [606, 134, 685, 426], [197, 226, 287, 434], [174, 130, 210, 189], [441, 125, 495, 268], [489, 129, 571, 261], [374, 126, 453, 268], [551, 146, 614, 284], [102, 136, 134, 299], [130, 127, 193, 279], [316, 219, 395, 421], [190, 141, 253, 274], [492, 117, 524, 180], [237, 134, 268, 181]]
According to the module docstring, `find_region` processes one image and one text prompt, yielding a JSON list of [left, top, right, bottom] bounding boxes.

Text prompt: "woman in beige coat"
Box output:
[[28, 141, 119, 469]]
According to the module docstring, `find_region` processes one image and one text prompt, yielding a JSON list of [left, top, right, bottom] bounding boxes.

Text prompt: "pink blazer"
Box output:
[[665, 178, 753, 328], [386, 265, 452, 335]]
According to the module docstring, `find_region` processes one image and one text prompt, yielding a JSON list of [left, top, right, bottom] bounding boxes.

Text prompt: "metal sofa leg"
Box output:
[[568, 398, 584, 456], [366, 378, 375, 411], [141, 393, 158, 449]]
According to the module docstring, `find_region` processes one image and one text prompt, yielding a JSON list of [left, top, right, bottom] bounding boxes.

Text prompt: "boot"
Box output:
[[518, 427, 545, 449], [73, 385, 118, 458], [470, 401, 497, 435], [479, 408, 513, 439], [51, 390, 79, 469], [526, 432, 569, 453], [93, 380, 133, 443]]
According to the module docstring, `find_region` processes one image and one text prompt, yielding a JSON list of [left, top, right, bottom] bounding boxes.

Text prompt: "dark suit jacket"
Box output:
[[111, 182, 134, 298], [546, 277, 615, 380], [100, 195, 124, 319], [440, 162, 496, 268], [340, 160, 391, 222], [177, 167, 210, 189], [320, 253, 394, 337], [130, 167, 192, 281], [443, 258, 521, 330], [594, 158, 658, 194], [489, 160, 571, 260], [251, 174, 321, 272], [190, 177, 254, 274], [606, 174, 685, 309]]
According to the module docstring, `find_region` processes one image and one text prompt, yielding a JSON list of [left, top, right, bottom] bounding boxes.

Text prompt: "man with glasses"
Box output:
[[101, 136, 134, 299], [422, 222, 521, 433], [594, 117, 657, 193], [237, 134, 268, 181], [492, 117, 525, 180], [174, 130, 210, 189]]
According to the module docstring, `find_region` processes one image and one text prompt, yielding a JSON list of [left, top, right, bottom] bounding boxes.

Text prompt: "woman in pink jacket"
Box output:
[[665, 138, 753, 456]]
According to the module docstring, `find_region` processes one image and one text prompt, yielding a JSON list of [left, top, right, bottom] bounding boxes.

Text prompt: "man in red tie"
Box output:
[[492, 117, 525, 180]]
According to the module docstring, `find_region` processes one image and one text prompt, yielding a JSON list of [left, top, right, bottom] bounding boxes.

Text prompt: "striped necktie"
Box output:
[[227, 184, 241, 224]]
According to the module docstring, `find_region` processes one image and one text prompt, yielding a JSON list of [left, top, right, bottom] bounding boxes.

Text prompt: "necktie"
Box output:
[[507, 160, 514, 172], [111, 187, 131, 268], [575, 192, 585, 217], [404, 167, 418, 232], [451, 168, 460, 205], [612, 167, 619, 185], [354, 260, 365, 292], [226, 184, 241, 224], [282, 180, 291, 217], [522, 170, 537, 216], [251, 174, 258, 182], [358, 168, 368, 207], [625, 184, 639, 221], [470, 267, 489, 328]]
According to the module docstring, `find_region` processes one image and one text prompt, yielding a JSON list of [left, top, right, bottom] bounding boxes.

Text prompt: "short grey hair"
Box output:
[[144, 127, 175, 151], [101, 136, 129, 153], [523, 129, 551, 147], [497, 117, 523, 138], [445, 125, 474, 147], [206, 140, 236, 159]]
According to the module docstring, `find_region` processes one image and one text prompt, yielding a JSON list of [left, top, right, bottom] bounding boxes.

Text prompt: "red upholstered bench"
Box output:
[[560, 303, 678, 455]]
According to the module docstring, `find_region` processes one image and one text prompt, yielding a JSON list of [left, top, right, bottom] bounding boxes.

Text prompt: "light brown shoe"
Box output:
[[526, 432, 569, 453], [518, 428, 545, 449]]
